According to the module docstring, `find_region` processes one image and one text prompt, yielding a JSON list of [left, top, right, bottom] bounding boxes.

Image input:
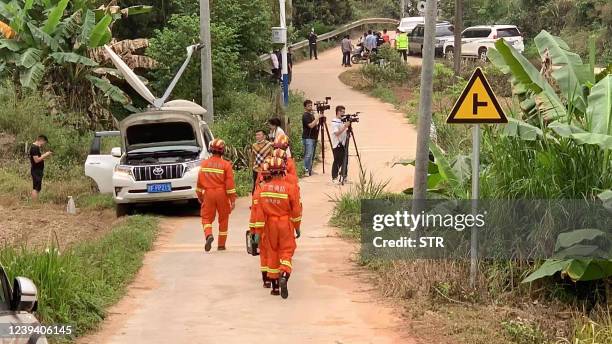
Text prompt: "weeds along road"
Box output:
[[79, 48, 419, 344]]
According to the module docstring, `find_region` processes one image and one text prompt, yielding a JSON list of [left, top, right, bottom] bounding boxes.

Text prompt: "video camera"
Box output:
[[341, 112, 360, 123], [314, 97, 332, 114]]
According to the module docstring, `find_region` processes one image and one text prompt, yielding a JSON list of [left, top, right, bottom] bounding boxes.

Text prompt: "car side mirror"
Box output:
[[111, 147, 122, 158], [11, 277, 38, 312]]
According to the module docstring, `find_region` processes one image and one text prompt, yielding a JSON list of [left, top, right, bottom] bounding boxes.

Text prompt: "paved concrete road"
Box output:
[[79, 47, 418, 344]]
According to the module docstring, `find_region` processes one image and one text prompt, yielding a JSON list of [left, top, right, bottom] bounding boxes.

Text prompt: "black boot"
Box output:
[[270, 279, 280, 296], [204, 235, 214, 252], [279, 272, 290, 299], [262, 272, 271, 288]]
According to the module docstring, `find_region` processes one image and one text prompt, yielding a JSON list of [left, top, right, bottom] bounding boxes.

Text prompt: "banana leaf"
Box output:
[[87, 75, 130, 105], [549, 121, 586, 138], [523, 258, 612, 282], [19, 61, 44, 89], [17, 47, 42, 68], [0, 39, 24, 52], [534, 31, 593, 113], [587, 75, 611, 135], [121, 5, 153, 16], [79, 10, 95, 46], [50, 52, 98, 66], [42, 0, 69, 34], [59, 9, 82, 37], [27, 23, 59, 51], [554, 228, 608, 251], [570, 132, 612, 150], [503, 117, 543, 141], [88, 14, 112, 48]]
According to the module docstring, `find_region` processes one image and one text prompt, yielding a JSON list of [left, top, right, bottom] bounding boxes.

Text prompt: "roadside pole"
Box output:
[[412, 0, 437, 209], [470, 124, 480, 287], [199, 0, 214, 123], [401, 0, 405, 18], [280, 0, 289, 106]]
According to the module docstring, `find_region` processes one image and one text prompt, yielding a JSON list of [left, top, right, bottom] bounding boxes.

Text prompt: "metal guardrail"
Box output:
[[259, 17, 399, 63]]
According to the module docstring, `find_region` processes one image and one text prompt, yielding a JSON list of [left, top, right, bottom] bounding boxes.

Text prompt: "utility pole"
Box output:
[[412, 0, 437, 206], [453, 0, 463, 76], [200, 0, 214, 123], [401, 0, 405, 17], [279, 0, 289, 106]]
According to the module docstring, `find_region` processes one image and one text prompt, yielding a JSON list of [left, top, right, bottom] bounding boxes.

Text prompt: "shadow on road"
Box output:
[[130, 200, 200, 218]]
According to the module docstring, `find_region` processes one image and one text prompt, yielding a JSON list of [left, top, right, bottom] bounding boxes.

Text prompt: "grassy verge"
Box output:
[[0, 215, 159, 342]]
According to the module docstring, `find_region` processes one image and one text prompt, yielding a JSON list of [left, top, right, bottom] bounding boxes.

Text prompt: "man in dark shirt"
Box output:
[[302, 100, 319, 176], [29, 135, 52, 200], [308, 29, 318, 60]]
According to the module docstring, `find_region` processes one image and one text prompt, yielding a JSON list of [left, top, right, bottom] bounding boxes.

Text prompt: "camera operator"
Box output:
[[302, 99, 319, 176], [331, 106, 350, 184]]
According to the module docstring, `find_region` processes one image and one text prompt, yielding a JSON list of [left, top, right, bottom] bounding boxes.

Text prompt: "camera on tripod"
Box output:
[[314, 96, 332, 113], [341, 112, 360, 123]]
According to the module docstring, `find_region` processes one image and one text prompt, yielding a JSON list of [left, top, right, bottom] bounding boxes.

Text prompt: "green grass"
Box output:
[[0, 215, 159, 341]]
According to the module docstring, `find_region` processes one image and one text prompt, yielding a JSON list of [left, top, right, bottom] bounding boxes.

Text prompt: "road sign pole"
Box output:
[[279, 0, 289, 106], [470, 124, 480, 288]]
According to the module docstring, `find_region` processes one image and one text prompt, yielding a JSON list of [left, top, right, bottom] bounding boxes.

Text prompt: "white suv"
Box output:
[[443, 25, 524, 61], [85, 101, 213, 216]]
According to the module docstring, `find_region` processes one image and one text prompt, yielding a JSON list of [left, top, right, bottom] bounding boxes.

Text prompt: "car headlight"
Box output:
[[184, 159, 203, 172], [114, 165, 133, 176], [435, 39, 444, 46]]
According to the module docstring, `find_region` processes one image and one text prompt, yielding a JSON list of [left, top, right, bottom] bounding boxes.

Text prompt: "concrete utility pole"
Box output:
[[401, 0, 406, 17], [279, 0, 289, 106], [412, 0, 437, 204], [200, 0, 214, 123], [453, 0, 463, 76]]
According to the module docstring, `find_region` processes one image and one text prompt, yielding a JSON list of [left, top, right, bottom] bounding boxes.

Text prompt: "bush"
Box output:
[[361, 45, 413, 84]]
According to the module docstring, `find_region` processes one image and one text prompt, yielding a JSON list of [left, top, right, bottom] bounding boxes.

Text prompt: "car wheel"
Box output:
[[445, 47, 454, 60], [116, 203, 132, 217], [478, 47, 488, 62]]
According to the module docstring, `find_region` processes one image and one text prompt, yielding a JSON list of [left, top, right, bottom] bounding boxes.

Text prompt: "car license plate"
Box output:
[[147, 183, 172, 193]]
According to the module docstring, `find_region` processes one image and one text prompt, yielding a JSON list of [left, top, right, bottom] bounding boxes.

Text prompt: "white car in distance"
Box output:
[[443, 25, 525, 61]]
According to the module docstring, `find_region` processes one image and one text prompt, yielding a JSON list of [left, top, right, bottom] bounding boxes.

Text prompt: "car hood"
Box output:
[[120, 111, 203, 152]]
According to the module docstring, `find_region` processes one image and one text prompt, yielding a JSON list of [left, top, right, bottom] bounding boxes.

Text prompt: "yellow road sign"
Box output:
[[446, 67, 507, 124]]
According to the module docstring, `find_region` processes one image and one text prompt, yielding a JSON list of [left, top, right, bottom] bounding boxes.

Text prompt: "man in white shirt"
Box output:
[[270, 50, 280, 82], [331, 105, 350, 184]]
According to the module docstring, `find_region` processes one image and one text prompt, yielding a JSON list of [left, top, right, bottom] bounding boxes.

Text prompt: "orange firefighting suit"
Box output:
[[196, 155, 237, 247], [253, 177, 302, 280]]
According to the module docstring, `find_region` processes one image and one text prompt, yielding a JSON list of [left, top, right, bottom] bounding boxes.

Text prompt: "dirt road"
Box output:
[[79, 48, 419, 344]]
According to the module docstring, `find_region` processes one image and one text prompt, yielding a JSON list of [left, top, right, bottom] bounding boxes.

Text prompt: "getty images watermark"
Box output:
[[361, 199, 611, 260]]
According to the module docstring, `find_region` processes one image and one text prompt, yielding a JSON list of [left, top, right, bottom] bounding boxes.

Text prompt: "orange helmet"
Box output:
[[271, 148, 287, 161], [267, 157, 286, 175], [274, 134, 289, 150], [209, 138, 226, 154]]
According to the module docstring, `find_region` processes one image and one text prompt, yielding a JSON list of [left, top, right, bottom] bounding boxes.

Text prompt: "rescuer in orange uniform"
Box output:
[[254, 157, 302, 298], [273, 134, 297, 180], [249, 159, 271, 288], [196, 139, 237, 252]]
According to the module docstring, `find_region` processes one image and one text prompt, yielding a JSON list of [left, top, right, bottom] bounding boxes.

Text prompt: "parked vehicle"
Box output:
[[0, 265, 47, 343], [350, 48, 375, 64], [408, 23, 455, 57], [85, 101, 214, 216], [443, 25, 524, 61], [397, 17, 425, 33]]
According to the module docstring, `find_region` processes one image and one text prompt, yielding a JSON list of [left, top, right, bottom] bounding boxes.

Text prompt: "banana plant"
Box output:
[[0, 0, 152, 127]]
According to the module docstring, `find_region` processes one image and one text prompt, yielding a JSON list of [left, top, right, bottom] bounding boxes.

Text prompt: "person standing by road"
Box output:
[[382, 29, 390, 44], [251, 130, 273, 194], [301, 100, 319, 176], [341, 35, 353, 67], [365, 30, 376, 53], [395, 29, 409, 62], [270, 50, 280, 82], [29, 135, 51, 200], [331, 106, 350, 184], [196, 139, 237, 252], [308, 29, 318, 60]]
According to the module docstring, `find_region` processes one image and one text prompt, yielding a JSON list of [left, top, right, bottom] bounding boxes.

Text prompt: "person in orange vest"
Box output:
[[273, 134, 297, 181], [254, 157, 302, 298], [196, 139, 237, 252], [249, 158, 271, 288]]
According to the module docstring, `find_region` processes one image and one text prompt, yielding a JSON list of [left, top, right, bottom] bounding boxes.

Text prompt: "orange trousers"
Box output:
[[201, 188, 231, 247], [259, 228, 268, 274], [263, 216, 296, 280]]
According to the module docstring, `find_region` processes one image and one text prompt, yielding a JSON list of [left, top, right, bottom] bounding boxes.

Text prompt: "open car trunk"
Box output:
[[120, 111, 202, 152]]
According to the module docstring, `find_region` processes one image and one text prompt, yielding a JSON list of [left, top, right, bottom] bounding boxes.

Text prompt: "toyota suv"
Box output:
[[408, 23, 455, 57], [85, 101, 213, 216], [443, 25, 524, 61], [0, 265, 47, 343]]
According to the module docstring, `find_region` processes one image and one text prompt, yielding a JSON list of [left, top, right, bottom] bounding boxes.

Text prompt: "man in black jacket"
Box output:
[[308, 29, 318, 60], [29, 135, 52, 200]]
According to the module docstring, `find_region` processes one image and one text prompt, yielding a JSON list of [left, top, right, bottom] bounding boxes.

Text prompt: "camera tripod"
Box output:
[[339, 122, 363, 185], [316, 114, 334, 174]]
